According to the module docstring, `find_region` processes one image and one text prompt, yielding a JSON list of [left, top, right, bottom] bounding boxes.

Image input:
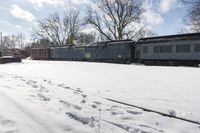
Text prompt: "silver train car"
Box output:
[[136, 33, 200, 66]]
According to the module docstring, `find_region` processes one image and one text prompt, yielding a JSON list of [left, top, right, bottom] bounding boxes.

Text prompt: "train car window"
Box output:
[[176, 45, 190, 52], [143, 47, 148, 53], [194, 44, 200, 52], [154, 46, 172, 53], [154, 46, 159, 53], [166, 46, 173, 53], [160, 46, 165, 53], [183, 45, 190, 52]]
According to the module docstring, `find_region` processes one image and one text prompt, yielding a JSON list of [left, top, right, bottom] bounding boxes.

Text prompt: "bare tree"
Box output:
[[1, 33, 26, 49], [32, 10, 81, 46], [16, 33, 26, 49], [85, 0, 144, 40], [77, 32, 96, 45], [65, 10, 81, 44], [183, 0, 200, 32], [32, 12, 66, 46], [31, 39, 53, 48], [2, 36, 11, 49]]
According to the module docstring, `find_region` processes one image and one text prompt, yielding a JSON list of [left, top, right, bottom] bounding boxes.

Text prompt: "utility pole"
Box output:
[[0, 32, 2, 56]]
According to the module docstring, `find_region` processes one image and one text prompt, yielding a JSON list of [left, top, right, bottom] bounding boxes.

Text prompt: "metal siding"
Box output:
[[140, 39, 200, 61], [50, 41, 134, 62]]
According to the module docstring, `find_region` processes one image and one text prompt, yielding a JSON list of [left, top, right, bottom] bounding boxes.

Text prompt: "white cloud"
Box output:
[[142, 10, 164, 25], [142, 1, 164, 25], [71, 0, 91, 5], [28, 0, 93, 8], [15, 25, 22, 29], [28, 0, 65, 7], [0, 6, 8, 11], [0, 20, 11, 25], [10, 4, 35, 21], [159, 0, 177, 13]]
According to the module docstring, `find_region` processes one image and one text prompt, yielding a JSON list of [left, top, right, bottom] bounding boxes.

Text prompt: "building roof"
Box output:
[[89, 39, 134, 46], [138, 33, 200, 44]]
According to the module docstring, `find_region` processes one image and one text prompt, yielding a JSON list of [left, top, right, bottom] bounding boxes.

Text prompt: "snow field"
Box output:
[[0, 60, 200, 132]]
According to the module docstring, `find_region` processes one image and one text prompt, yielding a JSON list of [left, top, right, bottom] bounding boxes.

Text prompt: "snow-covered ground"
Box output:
[[0, 60, 200, 133]]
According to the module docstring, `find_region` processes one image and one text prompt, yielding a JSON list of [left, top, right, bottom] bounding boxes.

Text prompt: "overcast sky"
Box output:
[[0, 0, 187, 41]]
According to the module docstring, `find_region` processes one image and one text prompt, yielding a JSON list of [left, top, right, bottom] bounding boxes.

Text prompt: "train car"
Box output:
[[50, 40, 135, 64], [85, 40, 135, 63], [136, 33, 200, 66], [31, 48, 50, 60], [50, 46, 85, 61]]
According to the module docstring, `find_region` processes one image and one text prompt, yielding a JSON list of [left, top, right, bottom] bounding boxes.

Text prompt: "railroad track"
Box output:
[[104, 98, 200, 126]]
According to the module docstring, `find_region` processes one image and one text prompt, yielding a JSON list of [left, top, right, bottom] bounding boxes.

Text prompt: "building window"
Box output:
[[153, 45, 173, 53], [176, 45, 190, 52], [143, 46, 148, 53], [195, 44, 200, 52]]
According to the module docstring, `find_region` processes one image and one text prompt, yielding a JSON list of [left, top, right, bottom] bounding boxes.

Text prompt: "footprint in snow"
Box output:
[[26, 80, 38, 88], [126, 110, 143, 115], [168, 110, 176, 116], [1, 119, 15, 127], [65, 112, 90, 125], [93, 101, 101, 105], [47, 80, 54, 85], [80, 99, 86, 104], [38, 85, 49, 93], [81, 94, 87, 98], [60, 100, 82, 110], [111, 112, 118, 116], [121, 116, 133, 120], [111, 110, 124, 116], [27, 80, 37, 84], [0, 115, 17, 133], [80, 94, 87, 104], [76, 88, 83, 93], [37, 93, 50, 101], [91, 104, 97, 108], [65, 112, 97, 129]]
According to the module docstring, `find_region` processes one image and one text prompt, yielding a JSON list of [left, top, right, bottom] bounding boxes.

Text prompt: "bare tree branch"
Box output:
[[85, 0, 144, 40], [32, 10, 81, 46], [182, 0, 200, 32], [1, 33, 26, 49]]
